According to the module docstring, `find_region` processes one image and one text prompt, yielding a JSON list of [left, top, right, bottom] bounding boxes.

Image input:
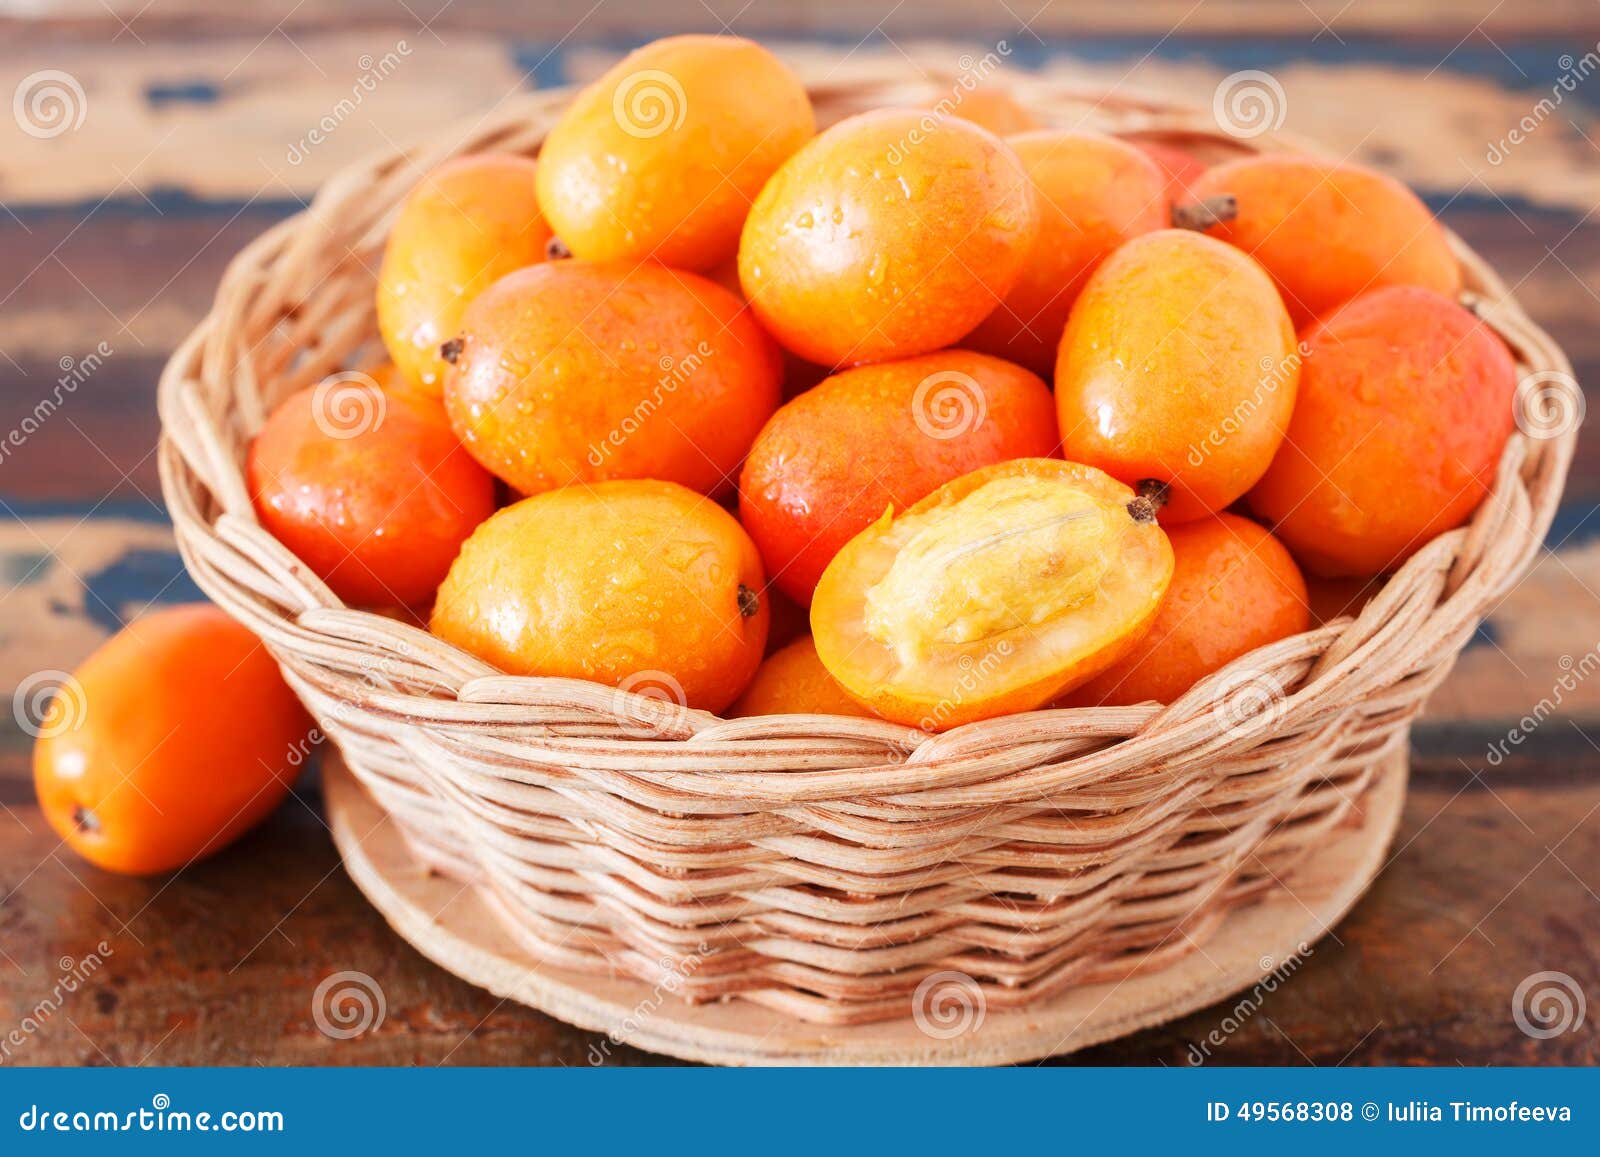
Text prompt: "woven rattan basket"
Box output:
[[156, 64, 1578, 1029]]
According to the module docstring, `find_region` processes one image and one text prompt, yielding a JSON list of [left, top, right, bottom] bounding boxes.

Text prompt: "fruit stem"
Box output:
[[439, 337, 463, 364], [737, 584, 761, 619], [1172, 194, 1239, 231], [545, 236, 573, 261], [1126, 479, 1170, 524]]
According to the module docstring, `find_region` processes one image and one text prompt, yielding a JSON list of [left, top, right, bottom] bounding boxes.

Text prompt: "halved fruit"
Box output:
[[811, 459, 1174, 731]]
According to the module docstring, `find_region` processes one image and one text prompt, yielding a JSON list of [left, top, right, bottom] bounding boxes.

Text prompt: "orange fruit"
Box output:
[[444, 260, 781, 498], [941, 87, 1038, 136], [703, 256, 835, 400], [738, 350, 1060, 606], [1055, 229, 1298, 523], [1249, 286, 1516, 577], [247, 375, 496, 607], [738, 108, 1039, 366], [377, 154, 553, 395], [729, 637, 873, 718], [967, 131, 1171, 376], [33, 605, 312, 876], [432, 481, 769, 713], [1064, 513, 1309, 706], [812, 459, 1173, 730], [536, 35, 813, 270], [1188, 154, 1460, 327], [1135, 140, 1207, 199]]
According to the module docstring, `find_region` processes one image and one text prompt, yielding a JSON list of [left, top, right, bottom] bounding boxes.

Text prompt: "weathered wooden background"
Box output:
[[0, 0, 1597, 1065]]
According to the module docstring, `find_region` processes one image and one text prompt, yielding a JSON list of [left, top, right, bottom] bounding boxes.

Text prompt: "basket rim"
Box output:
[[153, 65, 1580, 804]]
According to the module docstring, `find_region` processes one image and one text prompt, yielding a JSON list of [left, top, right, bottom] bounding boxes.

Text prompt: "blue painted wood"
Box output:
[[509, 33, 1600, 99], [142, 80, 225, 107], [79, 548, 205, 633]]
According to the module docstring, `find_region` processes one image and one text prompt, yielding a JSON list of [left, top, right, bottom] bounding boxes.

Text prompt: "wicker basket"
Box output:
[[156, 65, 1577, 1028]]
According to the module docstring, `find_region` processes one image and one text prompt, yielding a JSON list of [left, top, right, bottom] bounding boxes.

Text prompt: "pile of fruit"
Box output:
[[255, 33, 1520, 728], [36, 34, 1520, 874]]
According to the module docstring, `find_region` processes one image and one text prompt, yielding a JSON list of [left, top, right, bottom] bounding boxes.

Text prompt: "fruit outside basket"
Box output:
[[156, 64, 1578, 1057]]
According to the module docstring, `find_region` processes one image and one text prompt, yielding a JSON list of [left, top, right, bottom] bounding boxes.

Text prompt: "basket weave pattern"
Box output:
[[157, 70, 1576, 1026]]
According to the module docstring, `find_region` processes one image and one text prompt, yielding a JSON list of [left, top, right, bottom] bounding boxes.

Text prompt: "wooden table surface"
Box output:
[[1, 1, 1597, 1066]]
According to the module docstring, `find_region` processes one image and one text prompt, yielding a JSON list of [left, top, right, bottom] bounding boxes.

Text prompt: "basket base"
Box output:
[[324, 748, 1407, 1066]]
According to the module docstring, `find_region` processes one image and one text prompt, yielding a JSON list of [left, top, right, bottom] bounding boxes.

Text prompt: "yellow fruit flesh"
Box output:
[[863, 477, 1117, 663], [811, 461, 1174, 728]]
